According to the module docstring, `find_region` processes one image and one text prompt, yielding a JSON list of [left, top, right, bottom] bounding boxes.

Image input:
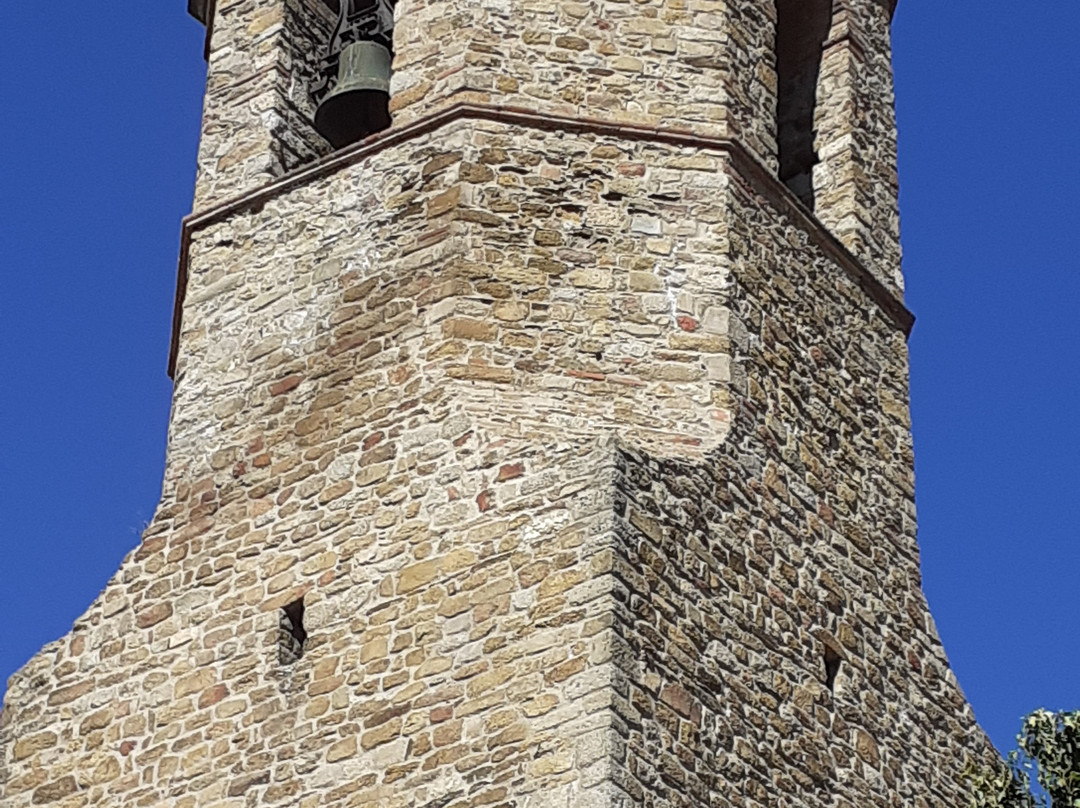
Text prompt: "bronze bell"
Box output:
[[314, 41, 392, 149]]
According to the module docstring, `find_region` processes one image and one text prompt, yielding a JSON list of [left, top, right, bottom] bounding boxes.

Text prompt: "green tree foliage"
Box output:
[[968, 710, 1080, 807]]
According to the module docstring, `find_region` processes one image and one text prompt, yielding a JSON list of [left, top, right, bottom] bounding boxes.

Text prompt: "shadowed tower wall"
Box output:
[[1, 1, 992, 807]]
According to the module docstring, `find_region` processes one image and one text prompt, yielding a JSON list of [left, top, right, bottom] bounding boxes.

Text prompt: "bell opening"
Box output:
[[313, 37, 394, 150], [315, 89, 391, 149]]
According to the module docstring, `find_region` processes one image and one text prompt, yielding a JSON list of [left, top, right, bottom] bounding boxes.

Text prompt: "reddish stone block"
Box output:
[[269, 375, 302, 396], [430, 706, 453, 724], [677, 315, 698, 332], [567, 369, 606, 381], [660, 683, 694, 719], [136, 602, 172, 629], [497, 462, 525, 482], [198, 684, 228, 709]]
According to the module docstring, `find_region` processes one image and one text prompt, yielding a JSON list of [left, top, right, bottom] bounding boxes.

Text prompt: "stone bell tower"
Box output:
[[1, 1, 993, 806]]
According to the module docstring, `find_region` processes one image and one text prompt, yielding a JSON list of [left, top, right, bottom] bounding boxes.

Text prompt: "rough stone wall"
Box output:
[[2, 116, 990, 807], [392, 0, 777, 169], [196, 0, 901, 282], [390, 0, 898, 291], [1, 1, 985, 805], [1, 121, 730, 808], [604, 152, 987, 807], [194, 0, 335, 206], [814, 0, 903, 295]]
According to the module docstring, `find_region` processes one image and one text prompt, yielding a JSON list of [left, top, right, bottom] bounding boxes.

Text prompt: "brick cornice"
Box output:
[[169, 103, 914, 377]]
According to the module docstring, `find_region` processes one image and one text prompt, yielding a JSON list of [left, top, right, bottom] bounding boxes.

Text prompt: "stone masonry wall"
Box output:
[[0, 1, 979, 804], [604, 152, 986, 807], [389, 0, 903, 296], [194, 0, 335, 206], [194, 0, 902, 286], [813, 0, 903, 295], [391, 0, 777, 169], [1, 113, 991, 807], [2, 119, 732, 808]]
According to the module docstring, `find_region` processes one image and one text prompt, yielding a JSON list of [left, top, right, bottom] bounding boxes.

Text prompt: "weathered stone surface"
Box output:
[[31, 776, 77, 805], [0, 2, 989, 808]]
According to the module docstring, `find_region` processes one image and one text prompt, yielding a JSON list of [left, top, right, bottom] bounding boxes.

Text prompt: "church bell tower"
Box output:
[[1, 1, 994, 806]]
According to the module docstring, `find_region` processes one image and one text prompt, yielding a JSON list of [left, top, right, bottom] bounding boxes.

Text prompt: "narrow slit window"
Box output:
[[824, 645, 842, 693], [279, 598, 308, 665], [775, 0, 833, 209]]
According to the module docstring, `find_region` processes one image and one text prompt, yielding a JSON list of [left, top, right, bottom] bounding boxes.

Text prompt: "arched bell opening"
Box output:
[[312, 0, 396, 149]]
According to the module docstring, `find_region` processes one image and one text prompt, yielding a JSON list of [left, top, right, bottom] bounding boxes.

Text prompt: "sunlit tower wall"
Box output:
[[1, 1, 994, 807]]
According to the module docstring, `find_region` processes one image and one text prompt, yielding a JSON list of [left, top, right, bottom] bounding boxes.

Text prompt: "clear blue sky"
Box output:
[[1, 1, 1076, 757]]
